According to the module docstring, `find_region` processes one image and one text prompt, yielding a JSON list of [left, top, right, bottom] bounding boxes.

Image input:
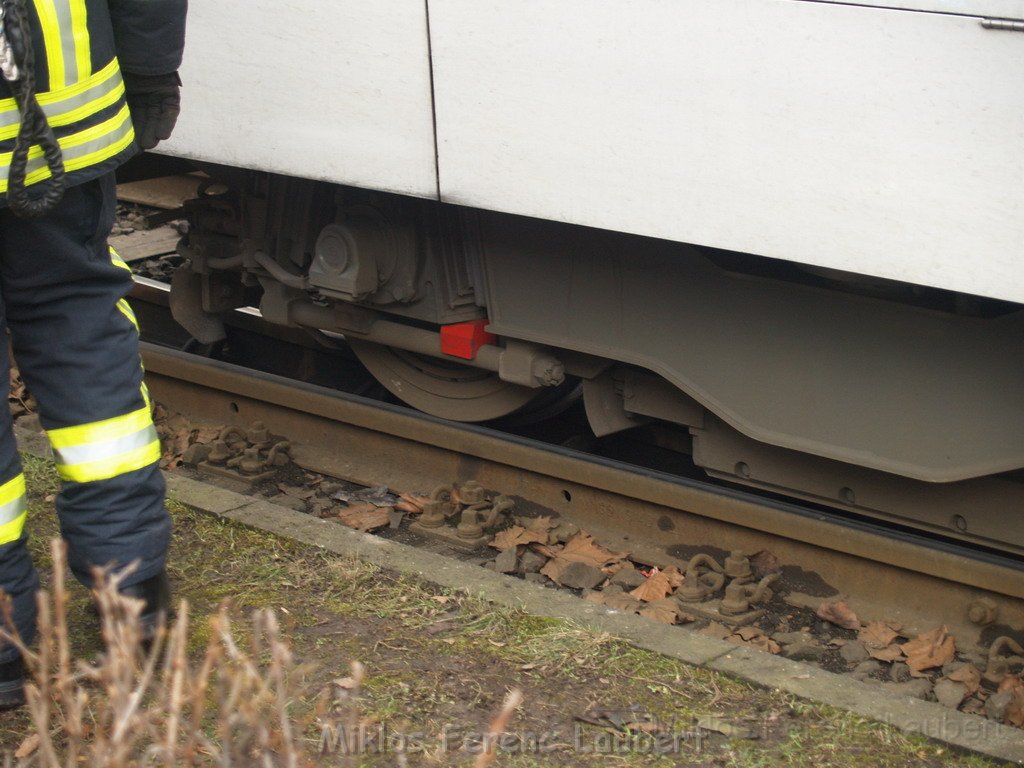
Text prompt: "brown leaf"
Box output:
[[816, 600, 860, 630], [491, 525, 549, 551], [193, 426, 221, 444], [999, 677, 1024, 727], [946, 664, 982, 696], [539, 531, 627, 582], [638, 597, 680, 624], [596, 587, 643, 613], [901, 626, 955, 673], [558, 531, 628, 568], [731, 626, 782, 654], [277, 484, 315, 500], [859, 621, 900, 649], [398, 492, 429, 511], [868, 644, 904, 663], [750, 550, 781, 578], [630, 568, 674, 603], [15, 733, 41, 759], [337, 502, 391, 532], [699, 621, 732, 641], [734, 626, 765, 642], [514, 515, 557, 534], [662, 565, 685, 589]]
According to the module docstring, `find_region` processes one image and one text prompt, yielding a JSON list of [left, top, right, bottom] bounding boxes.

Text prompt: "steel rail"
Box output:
[[140, 343, 1023, 649]]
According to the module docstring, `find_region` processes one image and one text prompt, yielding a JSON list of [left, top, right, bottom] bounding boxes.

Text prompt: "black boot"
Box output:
[[119, 569, 172, 642], [0, 657, 25, 710]]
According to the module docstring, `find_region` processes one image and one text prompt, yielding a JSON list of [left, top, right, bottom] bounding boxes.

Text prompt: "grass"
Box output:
[[0, 452, 1008, 766]]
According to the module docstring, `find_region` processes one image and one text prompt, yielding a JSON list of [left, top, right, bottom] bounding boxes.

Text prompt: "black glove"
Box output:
[[123, 71, 181, 150]]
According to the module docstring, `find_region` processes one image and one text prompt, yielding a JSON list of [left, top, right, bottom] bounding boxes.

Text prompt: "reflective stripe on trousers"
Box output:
[[0, 474, 27, 545], [46, 405, 160, 483]]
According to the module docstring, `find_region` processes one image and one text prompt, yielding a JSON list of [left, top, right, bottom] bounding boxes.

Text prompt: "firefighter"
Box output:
[[0, 0, 187, 708]]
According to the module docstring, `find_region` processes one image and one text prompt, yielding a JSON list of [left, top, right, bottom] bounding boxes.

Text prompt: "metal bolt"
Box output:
[[207, 439, 233, 465], [247, 420, 270, 445], [720, 580, 750, 616], [677, 567, 709, 603], [968, 598, 998, 626], [418, 486, 453, 529], [459, 480, 486, 506], [456, 508, 485, 540], [724, 550, 752, 580]]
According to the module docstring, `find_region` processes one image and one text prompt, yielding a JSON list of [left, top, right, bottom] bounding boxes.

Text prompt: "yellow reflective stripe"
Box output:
[[0, 475, 27, 546], [0, 511, 27, 546], [0, 54, 119, 128], [117, 299, 139, 330], [48, 404, 153, 450], [33, 0, 66, 89], [46, 79, 124, 131], [48, 406, 160, 483], [0, 105, 134, 192], [56, 438, 160, 483], [109, 246, 130, 272], [0, 474, 25, 509], [37, 57, 118, 106], [140, 381, 150, 408], [0, 80, 124, 143], [69, 0, 90, 80]]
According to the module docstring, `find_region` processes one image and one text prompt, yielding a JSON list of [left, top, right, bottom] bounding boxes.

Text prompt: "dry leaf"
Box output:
[[558, 532, 628, 568], [333, 676, 360, 690], [699, 621, 732, 641], [731, 626, 781, 654], [337, 502, 391, 532], [901, 626, 955, 673], [539, 531, 627, 583], [998, 677, 1024, 727], [946, 664, 982, 696], [734, 626, 765, 642], [867, 644, 904, 663], [630, 568, 675, 602], [514, 515, 557, 534], [816, 600, 860, 630], [859, 621, 900, 649], [15, 733, 40, 759], [277, 484, 315, 500], [598, 587, 643, 613], [399, 492, 429, 511], [490, 525, 549, 551], [696, 716, 758, 739], [743, 634, 782, 654], [194, 426, 221, 444], [750, 550, 781, 578], [638, 597, 680, 624], [662, 565, 685, 589]]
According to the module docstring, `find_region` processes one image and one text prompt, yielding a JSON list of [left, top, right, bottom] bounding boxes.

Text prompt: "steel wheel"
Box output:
[[348, 339, 543, 422]]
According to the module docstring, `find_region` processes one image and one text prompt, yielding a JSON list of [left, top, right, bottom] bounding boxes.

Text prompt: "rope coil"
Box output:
[[0, 0, 65, 218]]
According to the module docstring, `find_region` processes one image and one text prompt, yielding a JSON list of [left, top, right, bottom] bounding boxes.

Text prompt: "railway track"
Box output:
[[128, 277, 1024, 649]]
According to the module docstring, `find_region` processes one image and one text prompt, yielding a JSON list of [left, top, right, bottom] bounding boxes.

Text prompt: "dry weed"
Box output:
[[0, 539, 521, 767]]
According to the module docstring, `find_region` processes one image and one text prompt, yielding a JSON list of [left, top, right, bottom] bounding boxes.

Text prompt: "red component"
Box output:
[[440, 319, 496, 360]]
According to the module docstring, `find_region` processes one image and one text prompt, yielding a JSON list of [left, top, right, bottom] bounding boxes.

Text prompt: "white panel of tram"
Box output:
[[162, 0, 439, 199], [430, 0, 1024, 303]]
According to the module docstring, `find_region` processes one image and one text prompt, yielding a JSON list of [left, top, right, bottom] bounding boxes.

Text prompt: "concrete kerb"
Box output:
[[158, 473, 1024, 764], [11, 424, 1023, 764]]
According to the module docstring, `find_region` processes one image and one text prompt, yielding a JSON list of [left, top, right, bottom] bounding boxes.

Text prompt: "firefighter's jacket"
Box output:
[[0, 0, 187, 198]]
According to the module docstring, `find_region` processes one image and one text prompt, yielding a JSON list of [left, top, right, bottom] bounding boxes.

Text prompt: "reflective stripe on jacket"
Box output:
[[0, 0, 138, 198]]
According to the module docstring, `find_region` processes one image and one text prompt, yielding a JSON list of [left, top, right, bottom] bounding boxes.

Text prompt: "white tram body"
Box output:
[[166, 0, 1024, 302], [158, 0, 1024, 552]]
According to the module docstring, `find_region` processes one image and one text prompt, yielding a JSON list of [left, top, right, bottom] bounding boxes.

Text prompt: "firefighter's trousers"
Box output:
[[0, 173, 169, 662]]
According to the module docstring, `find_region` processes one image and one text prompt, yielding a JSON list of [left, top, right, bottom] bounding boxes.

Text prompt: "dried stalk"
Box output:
[[0, 537, 523, 767]]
